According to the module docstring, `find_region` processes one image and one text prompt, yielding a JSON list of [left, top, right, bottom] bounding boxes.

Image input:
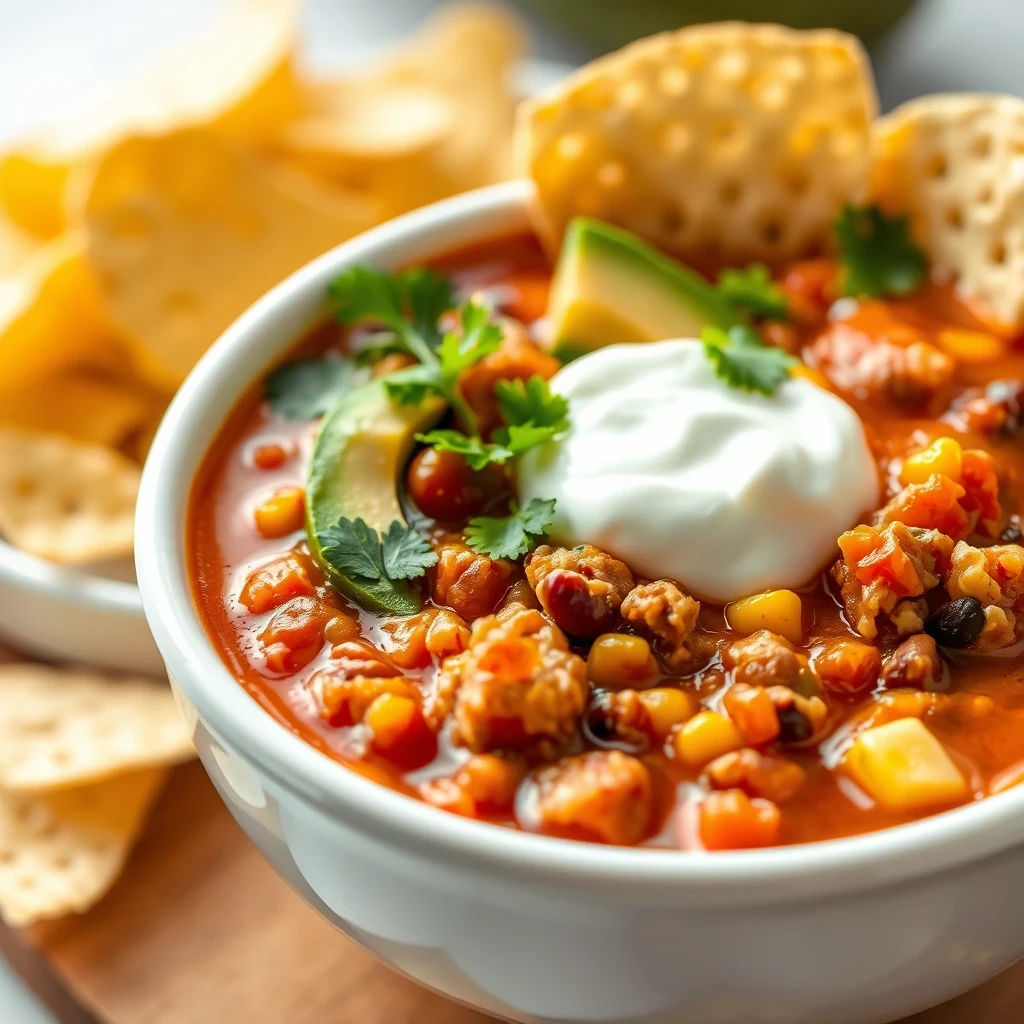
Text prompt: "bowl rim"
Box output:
[[135, 179, 1024, 903], [0, 536, 143, 615]]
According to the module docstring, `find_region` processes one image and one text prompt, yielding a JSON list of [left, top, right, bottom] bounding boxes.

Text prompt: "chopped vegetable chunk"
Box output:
[[845, 719, 968, 811]]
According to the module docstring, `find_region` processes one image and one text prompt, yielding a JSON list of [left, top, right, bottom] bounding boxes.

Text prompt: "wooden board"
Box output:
[[0, 760, 1021, 1023]]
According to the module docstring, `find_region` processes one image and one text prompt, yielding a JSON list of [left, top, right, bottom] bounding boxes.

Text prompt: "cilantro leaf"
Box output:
[[834, 204, 929, 299], [329, 266, 455, 361], [495, 376, 569, 429], [438, 303, 503, 386], [716, 264, 789, 321], [701, 324, 797, 396], [414, 429, 512, 471], [381, 520, 438, 580], [316, 517, 437, 607], [264, 357, 352, 420], [317, 517, 385, 581], [491, 422, 562, 456], [383, 363, 444, 406], [465, 499, 557, 560]]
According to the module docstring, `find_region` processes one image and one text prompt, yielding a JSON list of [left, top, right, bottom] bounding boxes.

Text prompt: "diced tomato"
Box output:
[[251, 443, 291, 470], [239, 553, 314, 614], [500, 269, 551, 324], [838, 526, 920, 593], [259, 596, 332, 672], [779, 259, 838, 323], [699, 789, 781, 850], [960, 449, 1001, 535], [878, 475, 970, 539]]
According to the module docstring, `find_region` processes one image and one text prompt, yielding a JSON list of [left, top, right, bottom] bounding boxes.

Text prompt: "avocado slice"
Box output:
[[547, 217, 740, 362], [305, 378, 444, 616]]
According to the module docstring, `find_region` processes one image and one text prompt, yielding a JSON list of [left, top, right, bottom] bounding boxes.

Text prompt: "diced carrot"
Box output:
[[699, 789, 781, 850], [252, 443, 290, 470], [239, 553, 314, 614], [722, 685, 780, 746], [365, 694, 437, 769], [500, 269, 551, 324]]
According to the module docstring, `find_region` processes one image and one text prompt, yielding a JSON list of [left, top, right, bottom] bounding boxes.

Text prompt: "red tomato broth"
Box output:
[[189, 231, 1024, 849]]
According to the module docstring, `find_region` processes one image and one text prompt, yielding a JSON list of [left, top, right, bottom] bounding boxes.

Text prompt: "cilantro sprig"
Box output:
[[415, 375, 570, 470], [265, 356, 353, 420], [701, 324, 797, 396], [331, 266, 498, 436], [465, 498, 556, 560], [834, 204, 928, 299], [715, 263, 789, 321], [316, 516, 437, 609]]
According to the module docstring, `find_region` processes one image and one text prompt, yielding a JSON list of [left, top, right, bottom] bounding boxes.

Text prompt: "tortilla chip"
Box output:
[[0, 370, 161, 450], [0, 767, 166, 926], [0, 426, 139, 564], [0, 215, 37, 276], [0, 232, 123, 392], [278, 3, 524, 218], [516, 22, 877, 265], [0, 665, 194, 792], [84, 129, 375, 388], [0, 0, 303, 239], [873, 93, 1024, 330]]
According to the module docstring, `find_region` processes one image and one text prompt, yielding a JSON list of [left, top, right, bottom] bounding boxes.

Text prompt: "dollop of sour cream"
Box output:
[[518, 339, 879, 603]]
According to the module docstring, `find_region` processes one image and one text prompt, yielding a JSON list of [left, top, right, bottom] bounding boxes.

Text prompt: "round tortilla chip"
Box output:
[[516, 21, 877, 265], [0, 426, 140, 564], [873, 93, 1024, 330]]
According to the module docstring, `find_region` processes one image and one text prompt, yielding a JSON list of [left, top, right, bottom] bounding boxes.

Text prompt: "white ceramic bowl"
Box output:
[[0, 540, 163, 674], [136, 181, 1024, 1024]]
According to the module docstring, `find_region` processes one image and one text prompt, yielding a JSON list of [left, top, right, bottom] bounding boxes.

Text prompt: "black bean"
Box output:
[[924, 597, 986, 648], [777, 704, 813, 744]]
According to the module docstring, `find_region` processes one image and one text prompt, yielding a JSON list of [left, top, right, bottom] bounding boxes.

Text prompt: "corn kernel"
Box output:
[[788, 364, 831, 389], [726, 590, 803, 645], [898, 437, 963, 486], [844, 718, 968, 811], [587, 633, 657, 687], [935, 328, 1006, 365], [254, 486, 306, 538], [673, 710, 743, 767], [637, 687, 697, 738]]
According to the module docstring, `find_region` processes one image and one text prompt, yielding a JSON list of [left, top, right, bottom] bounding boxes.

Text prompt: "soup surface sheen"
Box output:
[[189, 233, 1024, 850]]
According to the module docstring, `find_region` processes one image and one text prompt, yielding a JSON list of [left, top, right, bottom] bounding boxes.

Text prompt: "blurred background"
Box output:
[[2, 0, 1023, 1022], [3, 0, 1024, 151]]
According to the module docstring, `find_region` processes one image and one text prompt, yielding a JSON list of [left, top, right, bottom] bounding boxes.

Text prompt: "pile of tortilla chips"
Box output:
[[0, 0, 525, 567], [0, 660, 194, 925]]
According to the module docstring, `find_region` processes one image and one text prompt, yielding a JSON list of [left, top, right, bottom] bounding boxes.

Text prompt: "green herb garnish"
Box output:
[[701, 324, 797, 396], [716, 263, 789, 321], [834, 204, 928, 299], [331, 266, 500, 436], [495, 376, 570, 430], [264, 357, 353, 420], [316, 516, 437, 605], [465, 498, 557, 560], [415, 375, 569, 469]]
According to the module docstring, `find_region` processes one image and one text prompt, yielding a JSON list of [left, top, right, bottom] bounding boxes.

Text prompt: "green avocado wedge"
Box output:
[[547, 218, 740, 362], [305, 378, 445, 616]]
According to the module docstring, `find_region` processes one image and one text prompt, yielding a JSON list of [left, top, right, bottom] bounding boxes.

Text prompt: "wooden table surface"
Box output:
[[0, 758, 1017, 1023]]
